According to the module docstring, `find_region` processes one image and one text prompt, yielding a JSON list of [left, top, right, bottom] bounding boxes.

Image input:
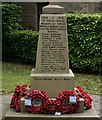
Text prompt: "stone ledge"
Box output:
[[42, 5, 64, 14], [4, 107, 100, 120], [31, 69, 74, 77]]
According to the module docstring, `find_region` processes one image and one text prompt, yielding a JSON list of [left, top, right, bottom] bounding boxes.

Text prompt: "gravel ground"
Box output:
[[1, 93, 101, 120]]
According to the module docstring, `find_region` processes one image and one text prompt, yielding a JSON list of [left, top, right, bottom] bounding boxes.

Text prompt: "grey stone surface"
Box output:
[[90, 95, 101, 116], [1, 93, 13, 119]]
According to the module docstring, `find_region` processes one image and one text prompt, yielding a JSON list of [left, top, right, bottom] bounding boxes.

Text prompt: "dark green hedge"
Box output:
[[9, 30, 38, 64], [2, 3, 22, 56], [2, 4, 102, 73], [66, 14, 102, 73]]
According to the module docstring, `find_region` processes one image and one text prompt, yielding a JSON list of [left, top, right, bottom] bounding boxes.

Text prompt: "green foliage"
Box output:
[[10, 30, 38, 64], [2, 3, 22, 56], [66, 13, 102, 73], [2, 5, 102, 73]]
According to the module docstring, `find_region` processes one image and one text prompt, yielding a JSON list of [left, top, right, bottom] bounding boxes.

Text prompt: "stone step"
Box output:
[[4, 107, 100, 120]]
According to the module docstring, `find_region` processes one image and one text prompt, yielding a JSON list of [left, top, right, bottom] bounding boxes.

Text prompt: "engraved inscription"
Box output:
[[40, 16, 68, 72], [34, 77, 70, 80]]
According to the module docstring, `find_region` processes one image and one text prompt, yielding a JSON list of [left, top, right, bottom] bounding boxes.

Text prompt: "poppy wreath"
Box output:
[[10, 85, 28, 112], [44, 99, 61, 113], [76, 86, 92, 109], [56, 90, 80, 114], [25, 90, 49, 114]]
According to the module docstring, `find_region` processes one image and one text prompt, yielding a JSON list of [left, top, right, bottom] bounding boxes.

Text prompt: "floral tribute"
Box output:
[[25, 90, 49, 113], [10, 85, 28, 112], [56, 90, 80, 114], [44, 99, 61, 113], [76, 86, 92, 109], [10, 85, 92, 114]]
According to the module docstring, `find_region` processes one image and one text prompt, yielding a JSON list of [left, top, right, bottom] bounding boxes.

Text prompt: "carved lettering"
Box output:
[[39, 16, 68, 72]]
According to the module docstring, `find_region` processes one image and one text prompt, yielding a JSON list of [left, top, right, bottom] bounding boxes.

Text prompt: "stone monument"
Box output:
[[30, 4, 74, 98], [5, 4, 99, 120]]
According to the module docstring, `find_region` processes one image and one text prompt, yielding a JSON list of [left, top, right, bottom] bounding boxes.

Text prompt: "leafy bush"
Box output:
[[66, 13, 102, 73], [2, 3, 22, 56], [10, 30, 38, 64], [2, 4, 102, 74]]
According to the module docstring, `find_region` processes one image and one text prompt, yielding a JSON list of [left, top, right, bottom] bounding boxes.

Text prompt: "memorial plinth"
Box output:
[[31, 69, 74, 97], [31, 5, 74, 98]]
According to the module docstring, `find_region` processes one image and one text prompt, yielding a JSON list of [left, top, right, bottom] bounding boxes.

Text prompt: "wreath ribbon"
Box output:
[[76, 86, 92, 109]]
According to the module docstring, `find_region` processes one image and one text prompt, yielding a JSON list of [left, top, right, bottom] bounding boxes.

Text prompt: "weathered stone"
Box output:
[[42, 5, 64, 14], [30, 4, 73, 98], [31, 69, 74, 97], [35, 14, 69, 74]]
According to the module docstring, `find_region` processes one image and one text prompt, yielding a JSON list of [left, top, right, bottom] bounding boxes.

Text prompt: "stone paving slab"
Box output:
[[1, 93, 13, 119], [90, 94, 101, 116]]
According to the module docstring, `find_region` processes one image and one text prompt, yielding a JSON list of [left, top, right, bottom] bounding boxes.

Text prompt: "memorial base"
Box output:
[[4, 107, 100, 120], [30, 69, 74, 98]]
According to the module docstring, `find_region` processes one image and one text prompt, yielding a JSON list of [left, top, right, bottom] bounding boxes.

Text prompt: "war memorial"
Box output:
[[4, 4, 99, 120]]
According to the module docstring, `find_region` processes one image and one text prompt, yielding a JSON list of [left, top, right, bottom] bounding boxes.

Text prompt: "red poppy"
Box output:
[[56, 90, 80, 114], [10, 85, 28, 112], [44, 99, 61, 113], [25, 90, 49, 113]]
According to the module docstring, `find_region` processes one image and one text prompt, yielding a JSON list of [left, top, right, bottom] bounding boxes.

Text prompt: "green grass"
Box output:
[[2, 62, 101, 95], [2, 62, 33, 94], [75, 73, 101, 95]]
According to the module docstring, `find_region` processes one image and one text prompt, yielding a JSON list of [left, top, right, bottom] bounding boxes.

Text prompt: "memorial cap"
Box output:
[[42, 5, 64, 14]]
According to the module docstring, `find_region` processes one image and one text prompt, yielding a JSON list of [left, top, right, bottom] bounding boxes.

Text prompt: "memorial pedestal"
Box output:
[[30, 69, 74, 98]]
